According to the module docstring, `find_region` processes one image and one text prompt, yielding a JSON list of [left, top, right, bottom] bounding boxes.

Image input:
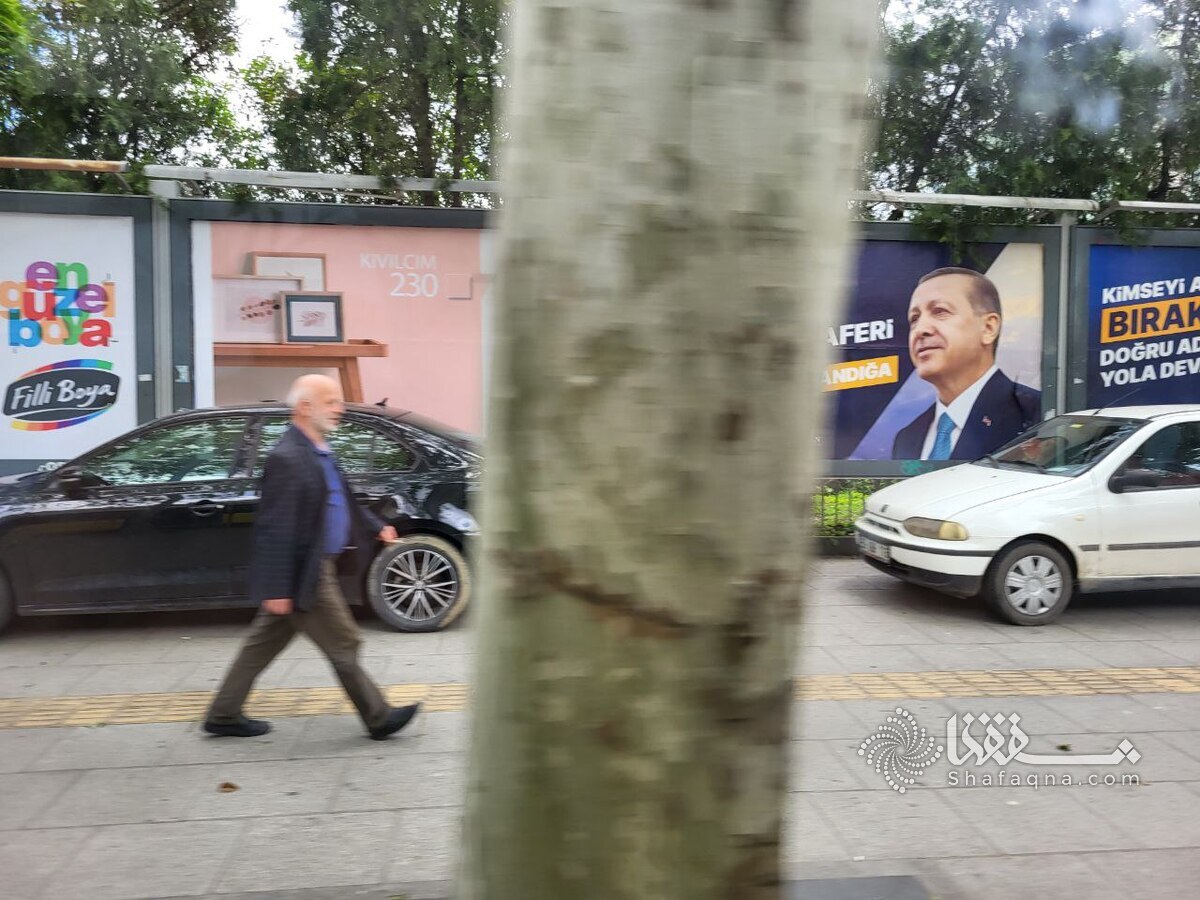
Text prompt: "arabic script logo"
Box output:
[[946, 713, 1141, 767], [859, 707, 944, 793]]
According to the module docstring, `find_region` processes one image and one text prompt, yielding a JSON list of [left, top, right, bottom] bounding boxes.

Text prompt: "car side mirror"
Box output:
[[1109, 469, 1160, 494], [55, 469, 89, 497]]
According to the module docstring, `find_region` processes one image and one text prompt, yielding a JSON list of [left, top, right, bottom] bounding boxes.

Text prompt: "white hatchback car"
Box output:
[[854, 405, 1200, 625]]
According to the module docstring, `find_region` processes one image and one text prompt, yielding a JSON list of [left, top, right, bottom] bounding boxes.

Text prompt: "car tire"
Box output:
[[366, 535, 472, 632], [983, 541, 1074, 626], [0, 568, 12, 636]]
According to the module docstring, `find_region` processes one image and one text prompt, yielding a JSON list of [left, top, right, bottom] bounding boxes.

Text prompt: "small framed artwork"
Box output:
[[249, 252, 327, 291], [212, 275, 303, 343], [283, 292, 344, 343]]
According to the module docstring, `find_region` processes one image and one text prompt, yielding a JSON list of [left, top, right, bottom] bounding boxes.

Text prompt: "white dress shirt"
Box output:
[[920, 365, 998, 460]]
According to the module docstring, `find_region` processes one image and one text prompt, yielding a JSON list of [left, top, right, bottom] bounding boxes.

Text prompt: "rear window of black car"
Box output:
[[253, 417, 416, 475]]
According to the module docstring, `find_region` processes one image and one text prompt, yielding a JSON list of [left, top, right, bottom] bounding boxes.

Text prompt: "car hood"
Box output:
[[865, 464, 1070, 521]]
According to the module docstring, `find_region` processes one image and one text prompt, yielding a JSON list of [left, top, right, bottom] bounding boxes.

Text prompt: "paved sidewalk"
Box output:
[[3, 559, 1200, 899]]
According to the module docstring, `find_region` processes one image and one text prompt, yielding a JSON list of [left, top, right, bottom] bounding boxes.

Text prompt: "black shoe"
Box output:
[[203, 716, 272, 737], [368, 703, 421, 741]]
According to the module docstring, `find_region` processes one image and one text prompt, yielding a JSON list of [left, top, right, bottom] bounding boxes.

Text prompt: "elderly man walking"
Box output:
[[204, 374, 420, 740]]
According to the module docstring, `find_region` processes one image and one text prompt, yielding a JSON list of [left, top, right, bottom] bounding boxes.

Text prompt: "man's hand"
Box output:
[[378, 525, 398, 543], [263, 598, 293, 616]]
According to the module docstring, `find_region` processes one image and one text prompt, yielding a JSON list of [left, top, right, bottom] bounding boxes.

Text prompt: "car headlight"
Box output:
[[904, 517, 969, 541]]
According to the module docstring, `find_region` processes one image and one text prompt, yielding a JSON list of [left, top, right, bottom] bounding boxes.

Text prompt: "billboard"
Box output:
[[827, 239, 1045, 461], [190, 220, 485, 434], [1087, 244, 1200, 408], [0, 212, 139, 458]]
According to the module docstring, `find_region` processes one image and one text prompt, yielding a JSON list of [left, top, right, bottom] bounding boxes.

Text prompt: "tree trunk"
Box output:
[[459, 1, 879, 898]]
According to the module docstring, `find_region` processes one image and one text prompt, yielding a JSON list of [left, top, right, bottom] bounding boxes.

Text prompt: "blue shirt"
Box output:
[[304, 434, 351, 556]]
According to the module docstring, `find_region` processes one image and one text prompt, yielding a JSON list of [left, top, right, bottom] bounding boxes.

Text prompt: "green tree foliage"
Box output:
[[1, 0, 257, 192], [244, 0, 502, 205], [872, 0, 1200, 227]]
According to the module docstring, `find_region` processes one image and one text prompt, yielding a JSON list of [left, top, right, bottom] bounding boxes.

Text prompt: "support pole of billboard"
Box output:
[[148, 178, 180, 416], [1056, 212, 1075, 418]]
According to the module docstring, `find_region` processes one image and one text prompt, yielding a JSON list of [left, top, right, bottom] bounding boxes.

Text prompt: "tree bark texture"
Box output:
[[459, 2, 879, 898]]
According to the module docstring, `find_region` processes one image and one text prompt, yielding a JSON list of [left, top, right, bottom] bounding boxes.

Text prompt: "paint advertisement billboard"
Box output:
[[0, 212, 139, 459], [1087, 244, 1200, 408], [827, 239, 1045, 461]]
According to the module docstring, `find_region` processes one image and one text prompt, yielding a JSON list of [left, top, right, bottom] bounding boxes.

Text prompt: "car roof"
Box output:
[[1066, 404, 1200, 421]]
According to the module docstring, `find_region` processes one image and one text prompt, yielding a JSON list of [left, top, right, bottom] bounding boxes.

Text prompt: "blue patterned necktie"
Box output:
[[929, 411, 956, 460]]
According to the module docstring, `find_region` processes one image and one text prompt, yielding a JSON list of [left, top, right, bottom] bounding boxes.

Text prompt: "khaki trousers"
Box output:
[[207, 560, 389, 729]]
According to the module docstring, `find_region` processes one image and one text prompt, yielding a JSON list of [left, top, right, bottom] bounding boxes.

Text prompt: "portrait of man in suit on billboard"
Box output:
[[892, 267, 1041, 461]]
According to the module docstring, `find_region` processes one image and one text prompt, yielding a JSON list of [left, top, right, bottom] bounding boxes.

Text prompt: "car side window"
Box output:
[[81, 418, 248, 486], [252, 417, 415, 476], [1117, 423, 1200, 490]]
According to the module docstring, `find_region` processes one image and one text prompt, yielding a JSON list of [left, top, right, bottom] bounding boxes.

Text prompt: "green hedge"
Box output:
[[812, 479, 896, 537]]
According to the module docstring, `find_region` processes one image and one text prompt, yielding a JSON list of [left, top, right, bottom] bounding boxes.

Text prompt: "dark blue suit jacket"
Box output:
[[248, 426, 384, 611], [892, 370, 1041, 461]]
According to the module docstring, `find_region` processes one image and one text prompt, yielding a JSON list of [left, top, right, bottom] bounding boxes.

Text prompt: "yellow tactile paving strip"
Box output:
[[1, 667, 1199, 729]]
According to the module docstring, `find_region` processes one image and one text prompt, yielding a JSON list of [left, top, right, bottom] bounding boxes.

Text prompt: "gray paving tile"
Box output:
[[330, 752, 464, 812], [1085, 849, 1200, 900], [1035, 693, 1181, 733], [0, 770, 81, 830], [57, 662, 200, 696], [938, 786, 1138, 853], [45, 820, 246, 900], [288, 709, 460, 757], [845, 624, 940, 647], [62, 640, 174, 666], [810, 788, 999, 860], [0, 825, 95, 900], [905, 643, 1017, 671], [186, 758, 349, 819], [1071, 640, 1194, 668], [1141, 640, 1200, 662], [32, 764, 210, 827], [907, 621, 1017, 645], [793, 701, 876, 741], [380, 807, 461, 883], [29, 722, 178, 771], [165, 722, 305, 766], [794, 648, 847, 675], [0, 665, 94, 697], [823, 645, 930, 673], [384, 653, 473, 684], [782, 794, 855, 863], [216, 812, 398, 893], [792, 741, 879, 793], [1063, 782, 1200, 849], [990, 643, 1112, 669], [0, 727, 62, 774], [800, 625, 863, 647], [914, 853, 1121, 900]]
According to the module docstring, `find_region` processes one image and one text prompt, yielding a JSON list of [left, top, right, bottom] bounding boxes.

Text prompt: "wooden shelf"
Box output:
[[214, 340, 388, 401]]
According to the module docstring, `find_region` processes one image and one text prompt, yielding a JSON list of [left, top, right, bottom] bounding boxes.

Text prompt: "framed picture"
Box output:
[[249, 252, 327, 290], [283, 292, 344, 343], [212, 275, 303, 343]]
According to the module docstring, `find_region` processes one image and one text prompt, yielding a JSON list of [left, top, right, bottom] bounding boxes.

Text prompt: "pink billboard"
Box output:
[[191, 220, 486, 434]]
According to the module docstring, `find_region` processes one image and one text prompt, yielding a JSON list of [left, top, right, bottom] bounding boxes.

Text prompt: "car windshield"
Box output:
[[975, 415, 1144, 476]]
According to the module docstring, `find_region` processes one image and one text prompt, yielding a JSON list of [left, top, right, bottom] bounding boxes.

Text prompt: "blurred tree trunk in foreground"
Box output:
[[460, 2, 879, 897]]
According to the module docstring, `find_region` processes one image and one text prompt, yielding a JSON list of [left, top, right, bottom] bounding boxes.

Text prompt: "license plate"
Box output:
[[856, 533, 891, 563]]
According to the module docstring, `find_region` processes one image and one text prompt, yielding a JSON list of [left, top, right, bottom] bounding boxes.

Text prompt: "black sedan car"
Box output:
[[0, 403, 480, 635]]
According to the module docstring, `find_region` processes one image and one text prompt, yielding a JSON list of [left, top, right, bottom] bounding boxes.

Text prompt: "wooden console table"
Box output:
[[213, 340, 388, 402]]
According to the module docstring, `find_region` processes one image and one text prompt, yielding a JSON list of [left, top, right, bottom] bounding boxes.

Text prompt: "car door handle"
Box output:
[[354, 492, 387, 502], [178, 499, 226, 516]]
